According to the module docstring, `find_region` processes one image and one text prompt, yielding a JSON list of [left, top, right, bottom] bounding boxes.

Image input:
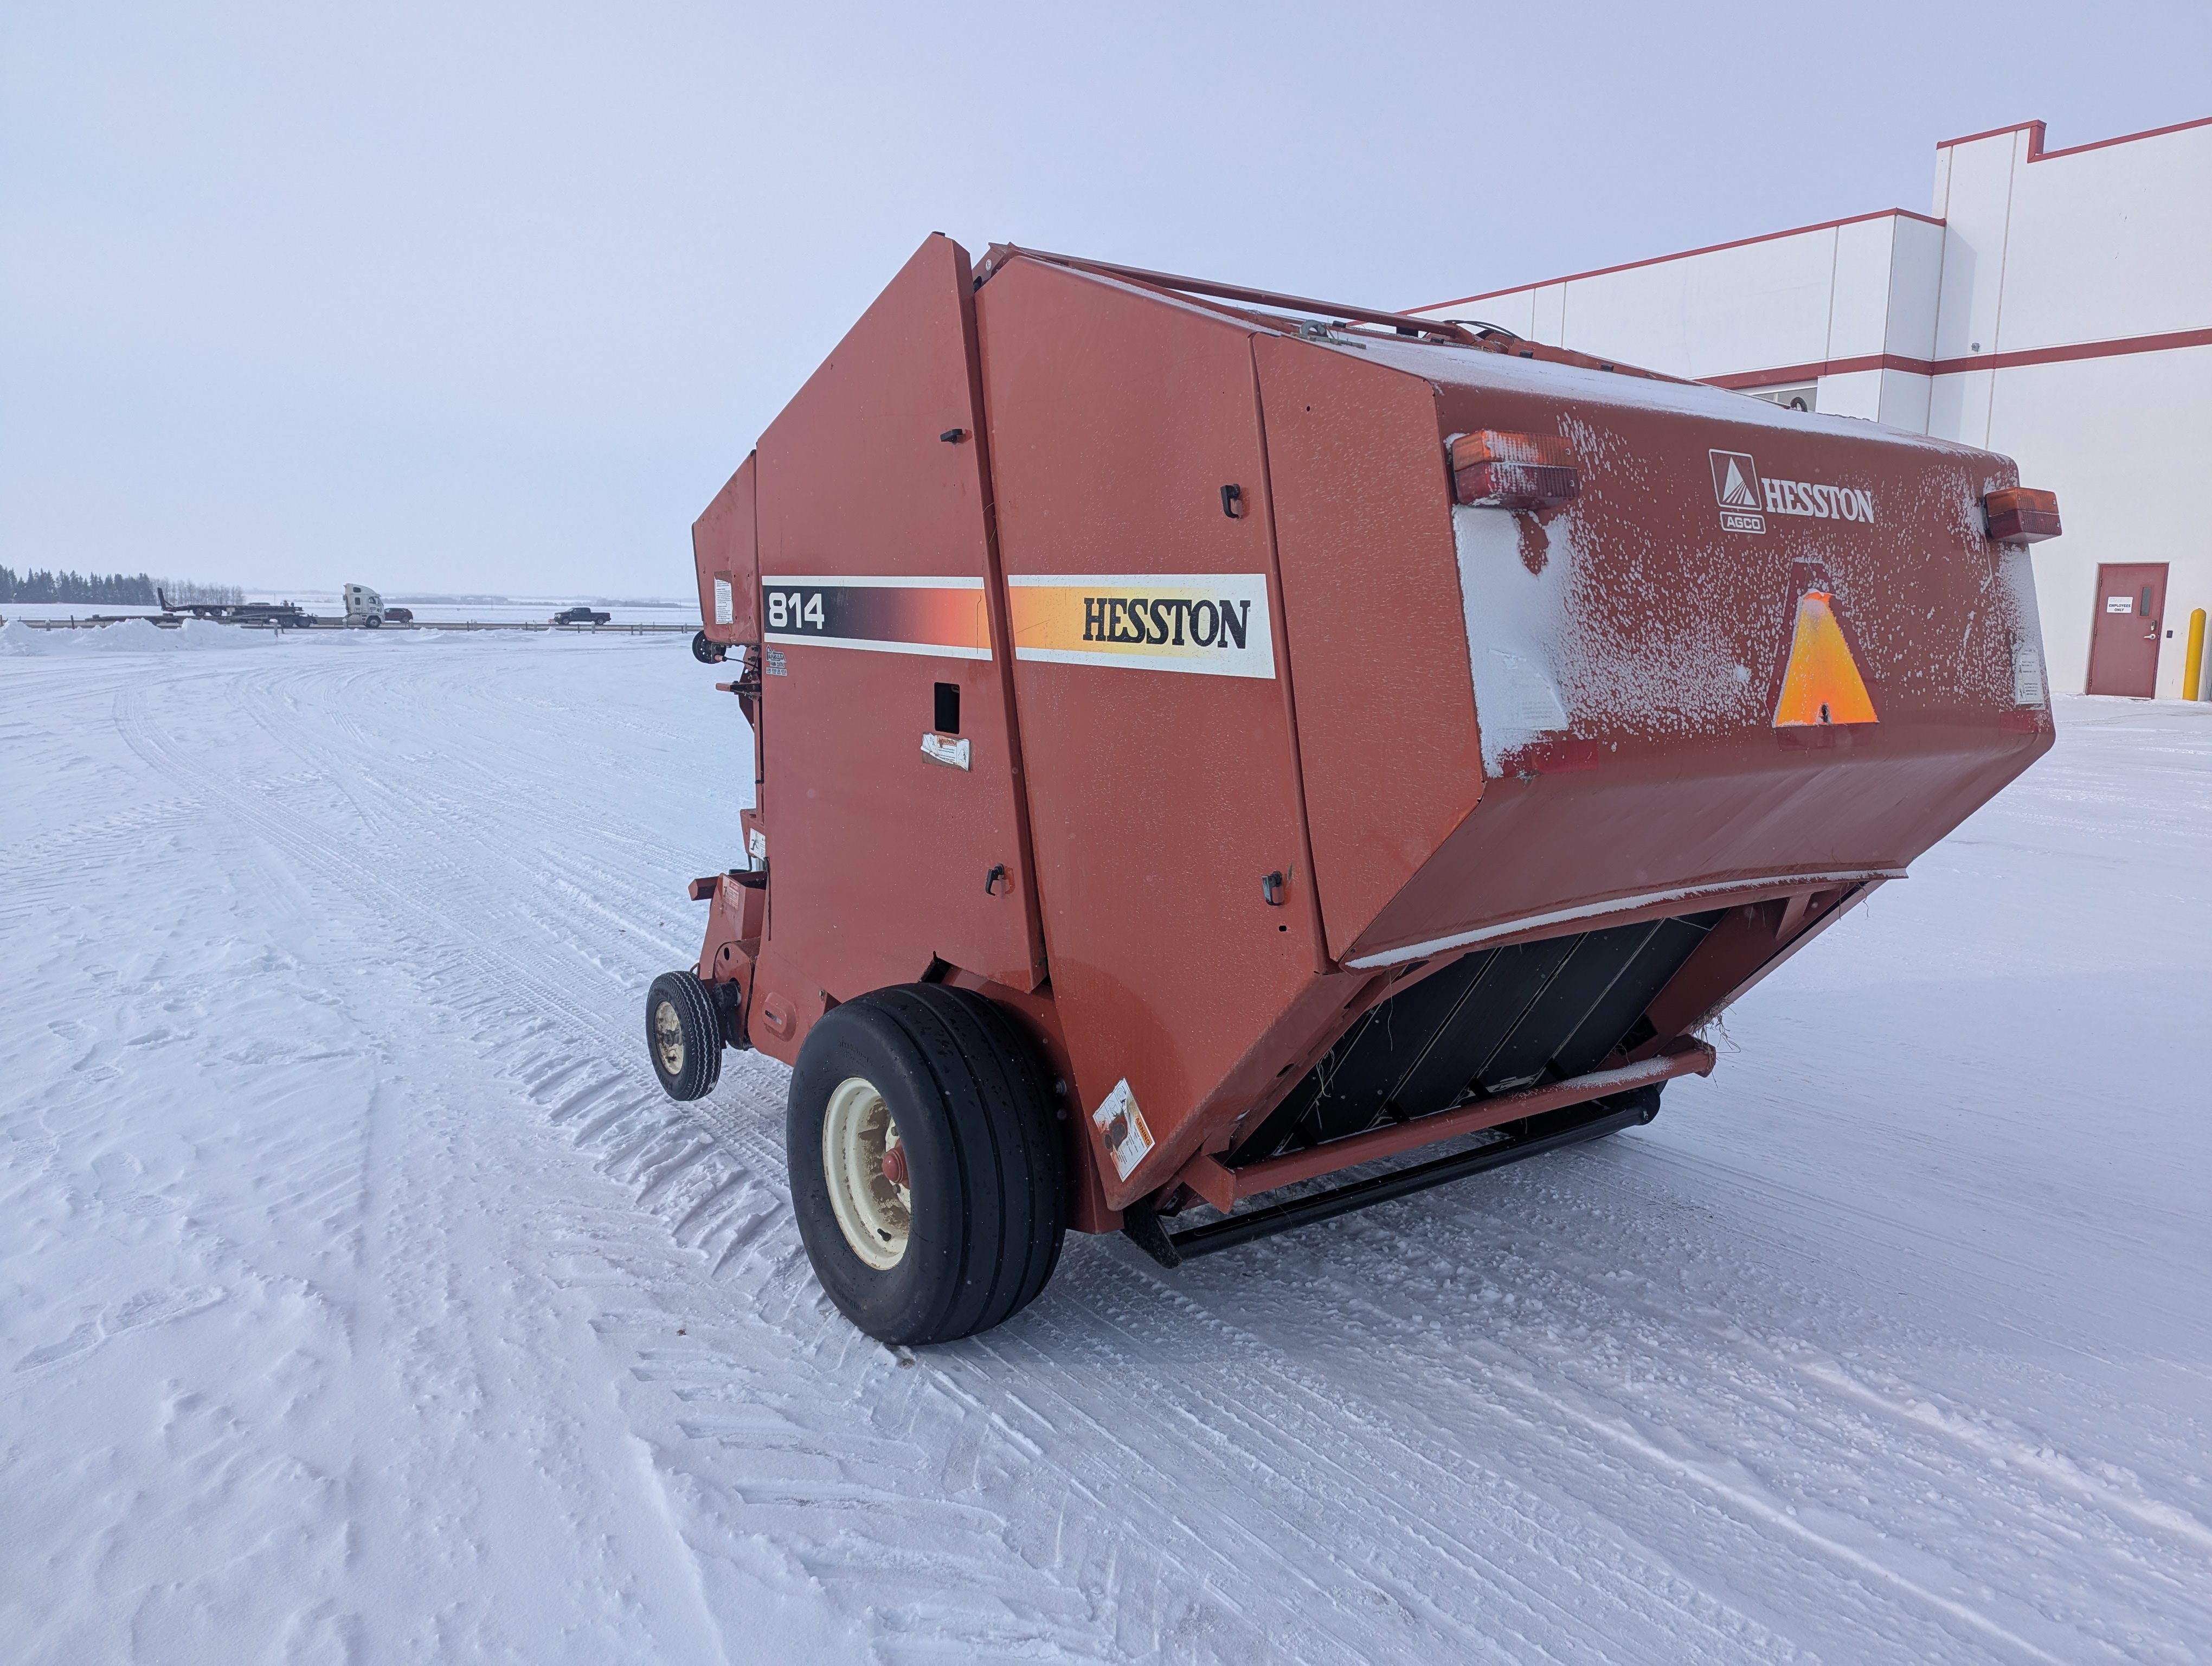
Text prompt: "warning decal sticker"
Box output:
[[1004, 573, 1275, 679], [1773, 589, 1879, 727], [760, 575, 992, 661], [1091, 1078, 1155, 1181]]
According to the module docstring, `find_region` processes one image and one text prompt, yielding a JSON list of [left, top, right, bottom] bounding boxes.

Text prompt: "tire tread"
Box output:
[[646, 970, 723, 1101], [789, 984, 1064, 1344]]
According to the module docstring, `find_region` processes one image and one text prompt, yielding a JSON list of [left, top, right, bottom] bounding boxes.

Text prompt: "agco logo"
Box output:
[[1709, 451, 1875, 535]]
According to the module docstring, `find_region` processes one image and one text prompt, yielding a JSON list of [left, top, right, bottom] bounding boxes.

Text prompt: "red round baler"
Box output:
[[645, 235, 2058, 1344]]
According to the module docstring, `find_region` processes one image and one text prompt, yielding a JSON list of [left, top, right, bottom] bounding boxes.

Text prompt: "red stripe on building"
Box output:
[[1417, 116, 2208, 319], [1937, 114, 2212, 163], [1702, 327, 2212, 390], [1409, 209, 1944, 315]]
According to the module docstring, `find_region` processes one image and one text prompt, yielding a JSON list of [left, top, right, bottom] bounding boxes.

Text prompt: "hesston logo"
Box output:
[[1709, 450, 1875, 535], [1006, 573, 1276, 680], [1082, 594, 1251, 651]]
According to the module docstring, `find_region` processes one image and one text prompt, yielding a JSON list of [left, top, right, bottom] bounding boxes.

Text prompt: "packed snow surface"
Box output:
[[3, 627, 2209, 1664]]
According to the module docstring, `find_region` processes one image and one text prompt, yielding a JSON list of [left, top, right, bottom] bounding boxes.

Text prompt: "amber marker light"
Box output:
[[1448, 431, 1580, 511], [1984, 486, 2061, 544]]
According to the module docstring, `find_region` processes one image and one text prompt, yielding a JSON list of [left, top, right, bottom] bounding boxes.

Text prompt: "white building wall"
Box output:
[[1414, 117, 2212, 698], [1988, 344, 2212, 693], [1935, 121, 2212, 696], [1884, 216, 1946, 363], [1991, 124, 2212, 347], [1559, 229, 1841, 380], [1827, 215, 1896, 364]]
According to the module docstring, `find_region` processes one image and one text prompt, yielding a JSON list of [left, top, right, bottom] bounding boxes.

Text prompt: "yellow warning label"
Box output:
[[1773, 590, 1879, 726]]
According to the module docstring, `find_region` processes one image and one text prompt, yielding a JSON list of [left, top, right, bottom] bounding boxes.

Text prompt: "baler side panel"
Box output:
[[1253, 337, 1486, 962], [978, 259, 1323, 1207], [692, 452, 760, 646], [748, 234, 1046, 1058]]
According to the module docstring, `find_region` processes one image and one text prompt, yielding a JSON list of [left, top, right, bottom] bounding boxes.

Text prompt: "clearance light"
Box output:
[[1448, 431, 1580, 510], [1984, 486, 2061, 544]]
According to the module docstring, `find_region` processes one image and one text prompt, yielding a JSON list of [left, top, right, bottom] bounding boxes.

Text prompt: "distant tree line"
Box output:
[[157, 578, 247, 605], [0, 568, 243, 606]]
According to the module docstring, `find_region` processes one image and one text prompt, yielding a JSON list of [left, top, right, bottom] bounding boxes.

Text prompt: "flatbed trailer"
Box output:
[[646, 236, 2059, 1345]]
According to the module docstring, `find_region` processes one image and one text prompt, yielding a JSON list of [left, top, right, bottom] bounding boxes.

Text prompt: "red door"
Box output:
[[2085, 563, 2167, 697]]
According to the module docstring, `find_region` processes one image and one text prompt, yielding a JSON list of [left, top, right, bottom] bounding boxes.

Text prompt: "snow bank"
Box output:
[[0, 616, 269, 655]]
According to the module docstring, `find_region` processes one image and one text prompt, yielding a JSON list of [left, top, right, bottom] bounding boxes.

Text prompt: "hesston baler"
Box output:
[[646, 235, 2059, 1345]]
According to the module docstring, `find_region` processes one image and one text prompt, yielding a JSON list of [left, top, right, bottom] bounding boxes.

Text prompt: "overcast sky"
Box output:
[[4, 2, 2205, 598]]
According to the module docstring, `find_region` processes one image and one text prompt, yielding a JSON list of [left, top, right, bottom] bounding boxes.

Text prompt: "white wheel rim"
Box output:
[[823, 1075, 911, 1270], [653, 998, 686, 1078]]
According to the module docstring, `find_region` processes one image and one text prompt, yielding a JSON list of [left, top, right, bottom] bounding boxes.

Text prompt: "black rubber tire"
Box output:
[[788, 985, 1066, 1345], [691, 630, 725, 664], [646, 970, 723, 1101]]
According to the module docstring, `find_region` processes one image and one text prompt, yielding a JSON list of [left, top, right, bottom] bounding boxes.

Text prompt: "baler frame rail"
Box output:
[[1192, 1040, 1715, 1206], [1124, 1094, 1657, 1267], [975, 244, 1689, 381], [975, 243, 1484, 344]]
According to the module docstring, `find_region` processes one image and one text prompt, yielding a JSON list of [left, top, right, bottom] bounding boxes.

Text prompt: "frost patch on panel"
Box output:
[[1453, 498, 1759, 772], [1454, 505, 1572, 771], [1483, 650, 1570, 735], [1999, 547, 2049, 709]]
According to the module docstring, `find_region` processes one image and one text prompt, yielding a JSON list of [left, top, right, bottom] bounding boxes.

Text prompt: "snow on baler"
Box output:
[[646, 235, 2060, 1345]]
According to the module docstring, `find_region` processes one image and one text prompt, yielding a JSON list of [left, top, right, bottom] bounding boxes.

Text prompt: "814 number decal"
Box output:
[[765, 590, 825, 631]]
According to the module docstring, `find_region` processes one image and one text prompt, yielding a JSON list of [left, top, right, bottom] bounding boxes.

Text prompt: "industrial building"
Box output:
[[1414, 116, 2212, 700]]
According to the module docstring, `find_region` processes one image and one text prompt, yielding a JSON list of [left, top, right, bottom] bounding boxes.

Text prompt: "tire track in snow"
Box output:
[[114, 657, 1816, 1663], [101, 645, 2212, 1664], [100, 670, 743, 1660]]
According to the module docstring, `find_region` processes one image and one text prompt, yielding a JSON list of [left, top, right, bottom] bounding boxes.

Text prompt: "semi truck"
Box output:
[[342, 584, 385, 627]]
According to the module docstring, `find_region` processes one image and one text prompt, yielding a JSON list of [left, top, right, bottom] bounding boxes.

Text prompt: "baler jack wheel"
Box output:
[[645, 970, 724, 1101], [788, 985, 1065, 1345]]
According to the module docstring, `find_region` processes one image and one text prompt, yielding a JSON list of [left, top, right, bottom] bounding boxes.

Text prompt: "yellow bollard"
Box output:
[[2187, 608, 2208, 701]]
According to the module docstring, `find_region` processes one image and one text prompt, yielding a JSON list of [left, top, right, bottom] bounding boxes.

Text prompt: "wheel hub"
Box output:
[[824, 1075, 911, 1270], [652, 998, 686, 1078]]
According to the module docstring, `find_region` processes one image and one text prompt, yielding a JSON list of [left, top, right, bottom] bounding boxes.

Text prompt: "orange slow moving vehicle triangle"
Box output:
[[1773, 590, 1879, 726]]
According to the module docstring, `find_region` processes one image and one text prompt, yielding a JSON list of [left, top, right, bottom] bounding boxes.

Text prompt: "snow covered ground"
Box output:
[[3, 619, 2208, 1665], [2, 597, 694, 626]]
